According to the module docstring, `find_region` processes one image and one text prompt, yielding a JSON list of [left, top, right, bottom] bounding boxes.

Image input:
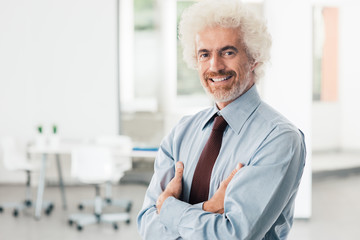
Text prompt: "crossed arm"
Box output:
[[156, 161, 243, 214], [137, 128, 306, 239]]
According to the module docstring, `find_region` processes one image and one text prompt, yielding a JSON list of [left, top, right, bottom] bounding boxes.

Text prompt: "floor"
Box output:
[[288, 173, 360, 240], [0, 183, 146, 240], [1, 154, 360, 240]]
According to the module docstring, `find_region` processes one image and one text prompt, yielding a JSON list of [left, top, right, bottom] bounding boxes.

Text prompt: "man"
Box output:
[[137, 0, 306, 239]]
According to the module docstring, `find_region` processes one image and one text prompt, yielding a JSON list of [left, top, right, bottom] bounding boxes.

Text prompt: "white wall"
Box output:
[[264, 0, 313, 218], [339, 3, 360, 150], [311, 1, 360, 152], [0, 0, 118, 140], [312, 102, 341, 151], [0, 0, 119, 182]]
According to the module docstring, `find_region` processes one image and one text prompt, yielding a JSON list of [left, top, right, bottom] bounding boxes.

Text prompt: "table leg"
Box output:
[[55, 154, 67, 210], [35, 153, 47, 220]]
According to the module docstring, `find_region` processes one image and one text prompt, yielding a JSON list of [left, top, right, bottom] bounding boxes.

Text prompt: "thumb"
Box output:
[[175, 161, 184, 179]]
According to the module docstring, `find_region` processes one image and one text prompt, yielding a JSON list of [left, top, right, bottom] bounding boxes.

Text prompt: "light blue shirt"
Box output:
[[137, 85, 306, 240]]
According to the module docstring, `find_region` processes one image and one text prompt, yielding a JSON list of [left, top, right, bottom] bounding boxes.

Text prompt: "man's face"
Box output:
[[195, 26, 256, 109]]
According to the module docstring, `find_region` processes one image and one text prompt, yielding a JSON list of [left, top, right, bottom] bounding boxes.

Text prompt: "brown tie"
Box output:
[[189, 115, 228, 204]]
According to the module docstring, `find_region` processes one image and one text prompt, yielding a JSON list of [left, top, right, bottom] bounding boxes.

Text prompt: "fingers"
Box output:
[[217, 208, 224, 214], [222, 163, 243, 187], [236, 163, 243, 170], [175, 161, 184, 179], [156, 162, 184, 214], [227, 163, 243, 181]]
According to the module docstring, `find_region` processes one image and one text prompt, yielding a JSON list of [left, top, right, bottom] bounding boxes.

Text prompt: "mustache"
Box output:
[[204, 70, 236, 80]]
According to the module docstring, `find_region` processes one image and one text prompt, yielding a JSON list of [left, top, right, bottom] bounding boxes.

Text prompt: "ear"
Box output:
[[251, 62, 258, 72]]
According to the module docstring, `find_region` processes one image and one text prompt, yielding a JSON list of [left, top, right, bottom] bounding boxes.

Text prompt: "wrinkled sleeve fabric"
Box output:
[[158, 126, 306, 240], [137, 126, 182, 240]]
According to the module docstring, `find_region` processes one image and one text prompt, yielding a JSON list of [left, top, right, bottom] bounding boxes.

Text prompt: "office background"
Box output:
[[1, 0, 360, 239]]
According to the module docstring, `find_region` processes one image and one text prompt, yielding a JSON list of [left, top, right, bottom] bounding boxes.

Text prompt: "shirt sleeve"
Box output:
[[137, 127, 182, 240], [158, 126, 306, 240]]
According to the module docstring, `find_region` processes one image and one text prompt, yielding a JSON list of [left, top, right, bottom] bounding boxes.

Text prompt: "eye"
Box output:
[[198, 53, 209, 61], [223, 51, 235, 57]]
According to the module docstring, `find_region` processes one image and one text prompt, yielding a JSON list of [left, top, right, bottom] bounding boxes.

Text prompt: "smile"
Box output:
[[210, 75, 232, 82]]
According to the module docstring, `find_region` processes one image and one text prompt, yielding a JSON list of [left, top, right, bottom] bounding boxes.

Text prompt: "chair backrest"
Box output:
[[0, 137, 29, 171], [71, 145, 113, 184], [95, 135, 133, 174], [95, 135, 132, 155]]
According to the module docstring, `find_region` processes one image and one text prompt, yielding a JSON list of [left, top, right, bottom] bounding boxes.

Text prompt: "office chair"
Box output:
[[68, 145, 130, 231], [76, 135, 133, 213], [0, 137, 54, 217]]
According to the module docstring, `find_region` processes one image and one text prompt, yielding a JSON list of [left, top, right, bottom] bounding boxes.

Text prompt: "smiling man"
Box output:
[[196, 26, 257, 109], [137, 0, 306, 239]]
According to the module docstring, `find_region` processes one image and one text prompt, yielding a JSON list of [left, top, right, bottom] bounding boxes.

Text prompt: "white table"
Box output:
[[129, 149, 158, 159], [28, 143, 158, 219], [28, 143, 74, 219]]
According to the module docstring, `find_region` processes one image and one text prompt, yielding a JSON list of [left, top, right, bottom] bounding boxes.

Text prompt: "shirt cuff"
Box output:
[[194, 201, 204, 210], [159, 196, 192, 234]]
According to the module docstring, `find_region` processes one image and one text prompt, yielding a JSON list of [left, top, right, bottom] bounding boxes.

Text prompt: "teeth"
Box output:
[[211, 76, 231, 82]]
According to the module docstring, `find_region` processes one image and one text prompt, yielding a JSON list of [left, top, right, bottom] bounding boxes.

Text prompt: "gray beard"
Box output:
[[204, 73, 252, 104]]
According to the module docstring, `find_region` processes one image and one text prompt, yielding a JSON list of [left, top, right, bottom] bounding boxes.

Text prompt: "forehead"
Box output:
[[195, 26, 242, 50]]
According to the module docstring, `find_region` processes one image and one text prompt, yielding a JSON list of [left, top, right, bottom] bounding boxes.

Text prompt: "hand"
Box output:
[[203, 163, 243, 214], [156, 161, 184, 213]]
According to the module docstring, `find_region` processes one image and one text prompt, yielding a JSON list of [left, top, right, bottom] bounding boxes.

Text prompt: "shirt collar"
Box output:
[[201, 85, 261, 134]]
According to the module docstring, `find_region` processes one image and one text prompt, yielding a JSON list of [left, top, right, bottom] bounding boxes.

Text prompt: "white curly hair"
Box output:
[[178, 0, 272, 82]]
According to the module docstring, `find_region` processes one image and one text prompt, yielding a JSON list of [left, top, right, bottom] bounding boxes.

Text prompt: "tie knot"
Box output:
[[212, 115, 228, 132]]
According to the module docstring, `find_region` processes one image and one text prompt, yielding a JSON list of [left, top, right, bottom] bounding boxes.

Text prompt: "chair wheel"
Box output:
[[77, 225, 83, 231], [125, 219, 131, 224], [24, 200, 32, 207], [126, 202, 132, 213], [113, 223, 118, 230], [78, 204, 84, 210], [0, 206, 3, 213], [49, 203, 54, 210], [13, 209, 19, 217], [45, 205, 54, 215], [68, 219, 74, 226]]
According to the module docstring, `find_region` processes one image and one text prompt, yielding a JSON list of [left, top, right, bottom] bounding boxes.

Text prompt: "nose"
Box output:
[[209, 54, 225, 72]]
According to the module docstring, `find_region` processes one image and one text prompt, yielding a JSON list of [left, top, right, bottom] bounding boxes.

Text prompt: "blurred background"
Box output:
[[0, 0, 360, 239]]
